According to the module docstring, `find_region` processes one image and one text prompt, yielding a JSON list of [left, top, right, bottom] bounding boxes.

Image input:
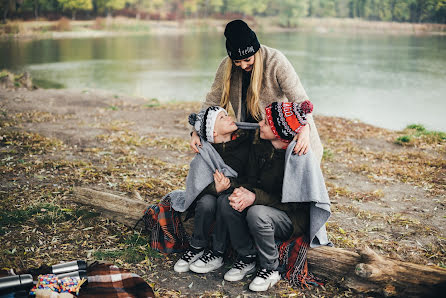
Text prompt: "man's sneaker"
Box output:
[[189, 250, 224, 273], [224, 256, 256, 281], [174, 247, 204, 273], [249, 268, 281, 292]]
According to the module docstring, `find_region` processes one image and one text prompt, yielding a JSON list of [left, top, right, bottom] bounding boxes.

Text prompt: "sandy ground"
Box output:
[[0, 87, 445, 297]]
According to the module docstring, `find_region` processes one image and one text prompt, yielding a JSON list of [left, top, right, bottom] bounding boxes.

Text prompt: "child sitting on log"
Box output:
[[172, 106, 255, 273]]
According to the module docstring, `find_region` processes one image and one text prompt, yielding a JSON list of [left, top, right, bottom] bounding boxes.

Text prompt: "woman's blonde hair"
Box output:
[[220, 49, 264, 121]]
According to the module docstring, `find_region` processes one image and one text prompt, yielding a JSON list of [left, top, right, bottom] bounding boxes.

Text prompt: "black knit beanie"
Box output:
[[224, 20, 260, 60]]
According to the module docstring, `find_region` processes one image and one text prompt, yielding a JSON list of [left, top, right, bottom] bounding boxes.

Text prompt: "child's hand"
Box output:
[[214, 170, 230, 193], [293, 124, 310, 155]]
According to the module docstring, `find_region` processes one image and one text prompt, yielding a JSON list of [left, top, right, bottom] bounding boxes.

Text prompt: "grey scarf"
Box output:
[[170, 139, 238, 213], [283, 140, 331, 248]]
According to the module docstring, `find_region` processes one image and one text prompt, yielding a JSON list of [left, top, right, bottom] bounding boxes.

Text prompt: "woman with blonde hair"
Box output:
[[190, 19, 323, 163]]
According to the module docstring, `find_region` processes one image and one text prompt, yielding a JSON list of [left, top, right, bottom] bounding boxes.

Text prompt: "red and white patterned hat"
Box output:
[[265, 101, 313, 142]]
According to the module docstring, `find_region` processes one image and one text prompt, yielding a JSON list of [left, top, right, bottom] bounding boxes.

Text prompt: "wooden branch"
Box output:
[[72, 187, 446, 297], [72, 187, 147, 227]]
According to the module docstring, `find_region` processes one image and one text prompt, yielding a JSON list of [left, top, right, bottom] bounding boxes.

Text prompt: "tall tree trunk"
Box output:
[[2, 5, 8, 24], [72, 10, 76, 20], [34, 0, 38, 20]]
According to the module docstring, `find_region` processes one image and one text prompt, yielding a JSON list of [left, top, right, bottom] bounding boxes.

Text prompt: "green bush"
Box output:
[[406, 124, 426, 132], [395, 135, 411, 145], [54, 17, 71, 31]]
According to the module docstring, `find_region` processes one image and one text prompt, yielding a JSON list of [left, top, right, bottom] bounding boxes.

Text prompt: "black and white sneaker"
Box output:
[[224, 256, 256, 281], [249, 268, 281, 292], [189, 250, 224, 273], [173, 247, 204, 273]]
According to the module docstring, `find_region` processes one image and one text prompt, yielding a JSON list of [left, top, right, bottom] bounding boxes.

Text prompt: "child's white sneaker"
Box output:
[[224, 256, 256, 281], [248, 268, 281, 292], [174, 247, 204, 273], [189, 250, 223, 273]]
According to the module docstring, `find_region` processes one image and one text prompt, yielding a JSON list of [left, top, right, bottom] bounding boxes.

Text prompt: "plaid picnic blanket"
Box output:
[[278, 236, 323, 288], [79, 262, 154, 298], [141, 196, 189, 254]]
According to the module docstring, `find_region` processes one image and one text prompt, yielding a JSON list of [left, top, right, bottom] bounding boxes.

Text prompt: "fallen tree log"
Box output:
[[72, 187, 148, 227], [72, 187, 446, 297]]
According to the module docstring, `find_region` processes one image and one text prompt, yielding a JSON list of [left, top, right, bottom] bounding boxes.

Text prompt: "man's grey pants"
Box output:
[[216, 196, 293, 270]]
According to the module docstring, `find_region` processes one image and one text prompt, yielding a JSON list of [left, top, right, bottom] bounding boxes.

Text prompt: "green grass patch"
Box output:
[[406, 124, 426, 132], [0, 203, 100, 230], [33, 78, 66, 89], [107, 105, 119, 111], [395, 135, 412, 144], [93, 232, 160, 263], [396, 124, 446, 146], [143, 98, 160, 108], [323, 148, 334, 160]]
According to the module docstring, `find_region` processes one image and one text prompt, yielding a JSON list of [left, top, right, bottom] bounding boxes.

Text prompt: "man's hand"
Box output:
[[228, 187, 255, 212], [214, 170, 230, 193]]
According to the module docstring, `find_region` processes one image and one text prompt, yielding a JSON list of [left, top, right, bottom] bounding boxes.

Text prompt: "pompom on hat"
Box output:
[[189, 106, 227, 143], [265, 100, 314, 143], [224, 20, 260, 60]]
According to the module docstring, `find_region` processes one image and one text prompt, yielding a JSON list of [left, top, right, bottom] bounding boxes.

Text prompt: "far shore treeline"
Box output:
[[1, 0, 446, 25]]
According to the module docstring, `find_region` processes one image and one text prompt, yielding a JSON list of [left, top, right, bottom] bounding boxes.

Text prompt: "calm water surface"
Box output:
[[1, 32, 445, 131]]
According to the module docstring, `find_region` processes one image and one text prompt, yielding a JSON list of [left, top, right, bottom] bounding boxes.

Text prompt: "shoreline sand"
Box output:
[[2, 17, 446, 41]]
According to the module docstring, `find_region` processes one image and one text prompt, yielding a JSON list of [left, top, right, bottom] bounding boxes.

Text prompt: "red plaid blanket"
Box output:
[[79, 262, 154, 297], [278, 236, 323, 288], [142, 196, 189, 254]]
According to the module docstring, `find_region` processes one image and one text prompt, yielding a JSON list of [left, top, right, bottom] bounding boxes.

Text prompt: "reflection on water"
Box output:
[[1, 32, 445, 131]]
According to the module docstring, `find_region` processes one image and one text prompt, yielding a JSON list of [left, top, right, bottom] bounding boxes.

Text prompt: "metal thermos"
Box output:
[[0, 274, 33, 294], [51, 260, 87, 275], [57, 270, 88, 280]]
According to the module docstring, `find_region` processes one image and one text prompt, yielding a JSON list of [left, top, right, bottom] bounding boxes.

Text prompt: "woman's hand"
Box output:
[[228, 187, 255, 212], [214, 170, 230, 193], [293, 124, 310, 155], [190, 131, 202, 153]]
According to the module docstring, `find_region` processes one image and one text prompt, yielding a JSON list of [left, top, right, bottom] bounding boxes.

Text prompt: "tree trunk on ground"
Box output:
[[72, 187, 446, 297]]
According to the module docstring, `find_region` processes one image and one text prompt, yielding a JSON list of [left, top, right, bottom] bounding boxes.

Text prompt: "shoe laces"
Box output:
[[256, 268, 274, 279], [199, 250, 219, 263], [181, 248, 199, 262], [233, 259, 252, 270]]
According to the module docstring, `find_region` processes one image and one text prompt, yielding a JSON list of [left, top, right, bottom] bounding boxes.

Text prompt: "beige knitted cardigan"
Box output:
[[201, 45, 323, 164]]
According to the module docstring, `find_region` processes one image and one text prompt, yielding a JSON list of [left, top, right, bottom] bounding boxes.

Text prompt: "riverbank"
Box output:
[[2, 16, 446, 40], [0, 86, 445, 296]]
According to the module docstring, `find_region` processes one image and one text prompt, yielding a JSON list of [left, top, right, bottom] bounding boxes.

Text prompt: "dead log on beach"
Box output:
[[72, 187, 446, 297]]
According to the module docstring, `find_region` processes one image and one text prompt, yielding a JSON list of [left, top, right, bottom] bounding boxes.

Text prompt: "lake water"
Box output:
[[1, 31, 445, 131]]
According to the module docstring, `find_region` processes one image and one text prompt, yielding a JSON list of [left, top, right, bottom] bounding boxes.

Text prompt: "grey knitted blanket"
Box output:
[[170, 139, 238, 213], [282, 140, 331, 248]]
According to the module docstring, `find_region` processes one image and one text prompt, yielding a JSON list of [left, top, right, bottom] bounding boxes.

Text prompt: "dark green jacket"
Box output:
[[239, 132, 310, 237]]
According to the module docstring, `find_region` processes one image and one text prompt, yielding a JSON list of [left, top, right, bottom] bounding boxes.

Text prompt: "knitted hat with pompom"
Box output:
[[188, 106, 227, 143], [265, 100, 313, 143]]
